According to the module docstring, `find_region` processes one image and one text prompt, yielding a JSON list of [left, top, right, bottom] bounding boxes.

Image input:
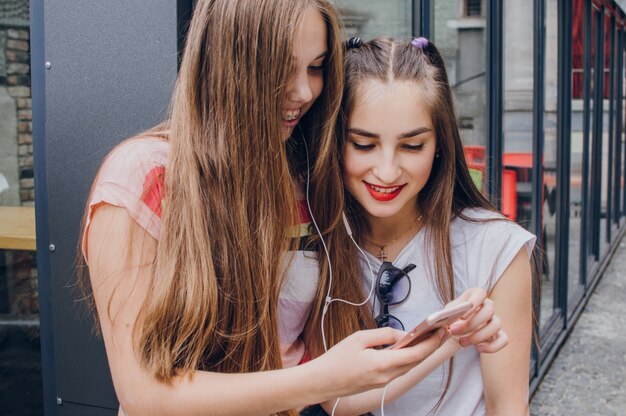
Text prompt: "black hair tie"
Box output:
[[346, 36, 363, 49]]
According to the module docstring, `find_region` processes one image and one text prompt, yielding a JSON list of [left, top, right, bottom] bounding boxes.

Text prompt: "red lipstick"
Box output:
[[364, 182, 405, 202]]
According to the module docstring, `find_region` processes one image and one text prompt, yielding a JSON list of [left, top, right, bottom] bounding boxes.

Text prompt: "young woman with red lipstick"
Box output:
[[332, 38, 536, 415], [75, 2, 486, 415]]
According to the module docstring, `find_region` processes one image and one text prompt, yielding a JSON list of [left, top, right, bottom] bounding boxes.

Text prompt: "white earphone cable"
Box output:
[[300, 133, 381, 416], [300, 135, 376, 352], [380, 384, 390, 416]]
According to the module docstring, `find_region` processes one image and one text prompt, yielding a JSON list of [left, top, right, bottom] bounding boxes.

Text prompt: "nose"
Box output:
[[286, 70, 313, 104], [372, 151, 402, 184]]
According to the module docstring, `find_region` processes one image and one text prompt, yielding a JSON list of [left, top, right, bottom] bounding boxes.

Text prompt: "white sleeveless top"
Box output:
[[360, 208, 536, 416]]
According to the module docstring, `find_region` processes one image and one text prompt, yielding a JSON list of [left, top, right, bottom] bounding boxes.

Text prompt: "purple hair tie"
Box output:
[[411, 37, 429, 49]]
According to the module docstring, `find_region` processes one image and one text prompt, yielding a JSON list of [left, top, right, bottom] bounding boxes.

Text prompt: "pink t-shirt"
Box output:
[[83, 137, 320, 368]]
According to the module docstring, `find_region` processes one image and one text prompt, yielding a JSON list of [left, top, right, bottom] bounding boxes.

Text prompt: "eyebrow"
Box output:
[[348, 127, 432, 139], [348, 128, 379, 138], [314, 51, 328, 60], [293, 51, 328, 62], [398, 127, 432, 139]]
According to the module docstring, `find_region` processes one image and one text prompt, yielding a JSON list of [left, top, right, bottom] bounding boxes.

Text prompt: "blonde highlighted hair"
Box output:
[[79, 1, 374, 415]]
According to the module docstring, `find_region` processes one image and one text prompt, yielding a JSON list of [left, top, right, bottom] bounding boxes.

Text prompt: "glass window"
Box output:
[[434, 0, 488, 200], [587, 5, 599, 269], [0, 36, 38, 314], [622, 30, 626, 219], [465, 0, 483, 17], [0, 3, 43, 413], [502, 0, 535, 230], [599, 11, 611, 258], [568, 0, 586, 307], [613, 25, 624, 229], [334, 0, 412, 39], [609, 20, 622, 236], [539, 0, 559, 328]]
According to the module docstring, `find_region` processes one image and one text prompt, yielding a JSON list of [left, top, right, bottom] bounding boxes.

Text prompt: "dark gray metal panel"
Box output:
[[56, 402, 117, 416], [412, 0, 433, 38], [555, 0, 573, 327], [530, 0, 546, 385], [580, 0, 593, 288], [31, 0, 58, 413], [486, 0, 503, 205], [42, 0, 178, 412]]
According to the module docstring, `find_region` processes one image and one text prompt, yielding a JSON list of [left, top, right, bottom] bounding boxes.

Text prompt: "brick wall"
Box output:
[[0, 0, 32, 207], [0, 0, 37, 316]]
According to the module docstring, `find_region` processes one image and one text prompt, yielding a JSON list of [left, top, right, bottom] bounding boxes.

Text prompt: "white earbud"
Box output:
[[342, 212, 353, 236]]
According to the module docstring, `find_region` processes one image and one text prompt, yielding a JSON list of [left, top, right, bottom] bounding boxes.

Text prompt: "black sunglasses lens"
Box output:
[[376, 314, 404, 330], [378, 268, 410, 305]]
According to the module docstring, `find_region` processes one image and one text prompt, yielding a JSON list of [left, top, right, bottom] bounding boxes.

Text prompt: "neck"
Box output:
[[365, 205, 421, 244]]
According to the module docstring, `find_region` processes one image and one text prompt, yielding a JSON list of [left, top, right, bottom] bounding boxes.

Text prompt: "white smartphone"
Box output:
[[388, 301, 473, 350]]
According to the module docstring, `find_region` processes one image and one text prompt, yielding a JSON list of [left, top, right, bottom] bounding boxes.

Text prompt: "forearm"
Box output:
[[322, 339, 460, 415], [481, 352, 530, 416], [481, 248, 532, 416], [118, 360, 329, 416], [486, 400, 529, 416]]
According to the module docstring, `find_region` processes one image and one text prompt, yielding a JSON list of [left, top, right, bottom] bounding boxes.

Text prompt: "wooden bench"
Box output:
[[0, 206, 36, 251]]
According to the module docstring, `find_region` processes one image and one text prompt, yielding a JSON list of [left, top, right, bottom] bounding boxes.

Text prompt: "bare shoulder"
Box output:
[[87, 204, 158, 283]]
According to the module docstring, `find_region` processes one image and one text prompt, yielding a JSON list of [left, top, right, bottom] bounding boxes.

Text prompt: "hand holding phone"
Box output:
[[388, 301, 473, 350]]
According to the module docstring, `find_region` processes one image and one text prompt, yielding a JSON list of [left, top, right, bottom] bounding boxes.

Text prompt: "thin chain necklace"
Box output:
[[363, 215, 422, 262]]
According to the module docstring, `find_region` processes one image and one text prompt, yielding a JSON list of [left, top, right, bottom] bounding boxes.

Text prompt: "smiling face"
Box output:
[[281, 7, 328, 140], [343, 79, 437, 223]]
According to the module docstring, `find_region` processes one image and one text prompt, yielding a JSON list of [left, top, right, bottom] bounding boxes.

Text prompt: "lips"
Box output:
[[364, 181, 405, 201], [281, 108, 301, 128]]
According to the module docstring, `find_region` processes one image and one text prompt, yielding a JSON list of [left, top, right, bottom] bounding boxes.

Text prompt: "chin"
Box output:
[[281, 129, 293, 141], [361, 202, 402, 220]]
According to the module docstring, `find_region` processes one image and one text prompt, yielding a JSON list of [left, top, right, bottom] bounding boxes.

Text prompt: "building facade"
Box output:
[[0, 0, 624, 414]]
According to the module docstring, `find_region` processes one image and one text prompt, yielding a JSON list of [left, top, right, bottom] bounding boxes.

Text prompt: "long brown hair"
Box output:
[[338, 37, 498, 412], [340, 38, 495, 306], [78, 1, 372, 413]]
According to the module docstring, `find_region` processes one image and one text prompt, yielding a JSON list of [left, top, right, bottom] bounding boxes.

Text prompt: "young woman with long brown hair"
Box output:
[[330, 37, 535, 415], [79, 2, 467, 415]]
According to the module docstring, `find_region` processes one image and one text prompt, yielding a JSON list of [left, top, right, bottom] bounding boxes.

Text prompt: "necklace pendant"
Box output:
[[365, 215, 422, 263]]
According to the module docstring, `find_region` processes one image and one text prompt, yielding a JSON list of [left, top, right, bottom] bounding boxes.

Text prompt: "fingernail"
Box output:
[[476, 346, 485, 353], [450, 324, 461, 334], [459, 337, 470, 347]]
